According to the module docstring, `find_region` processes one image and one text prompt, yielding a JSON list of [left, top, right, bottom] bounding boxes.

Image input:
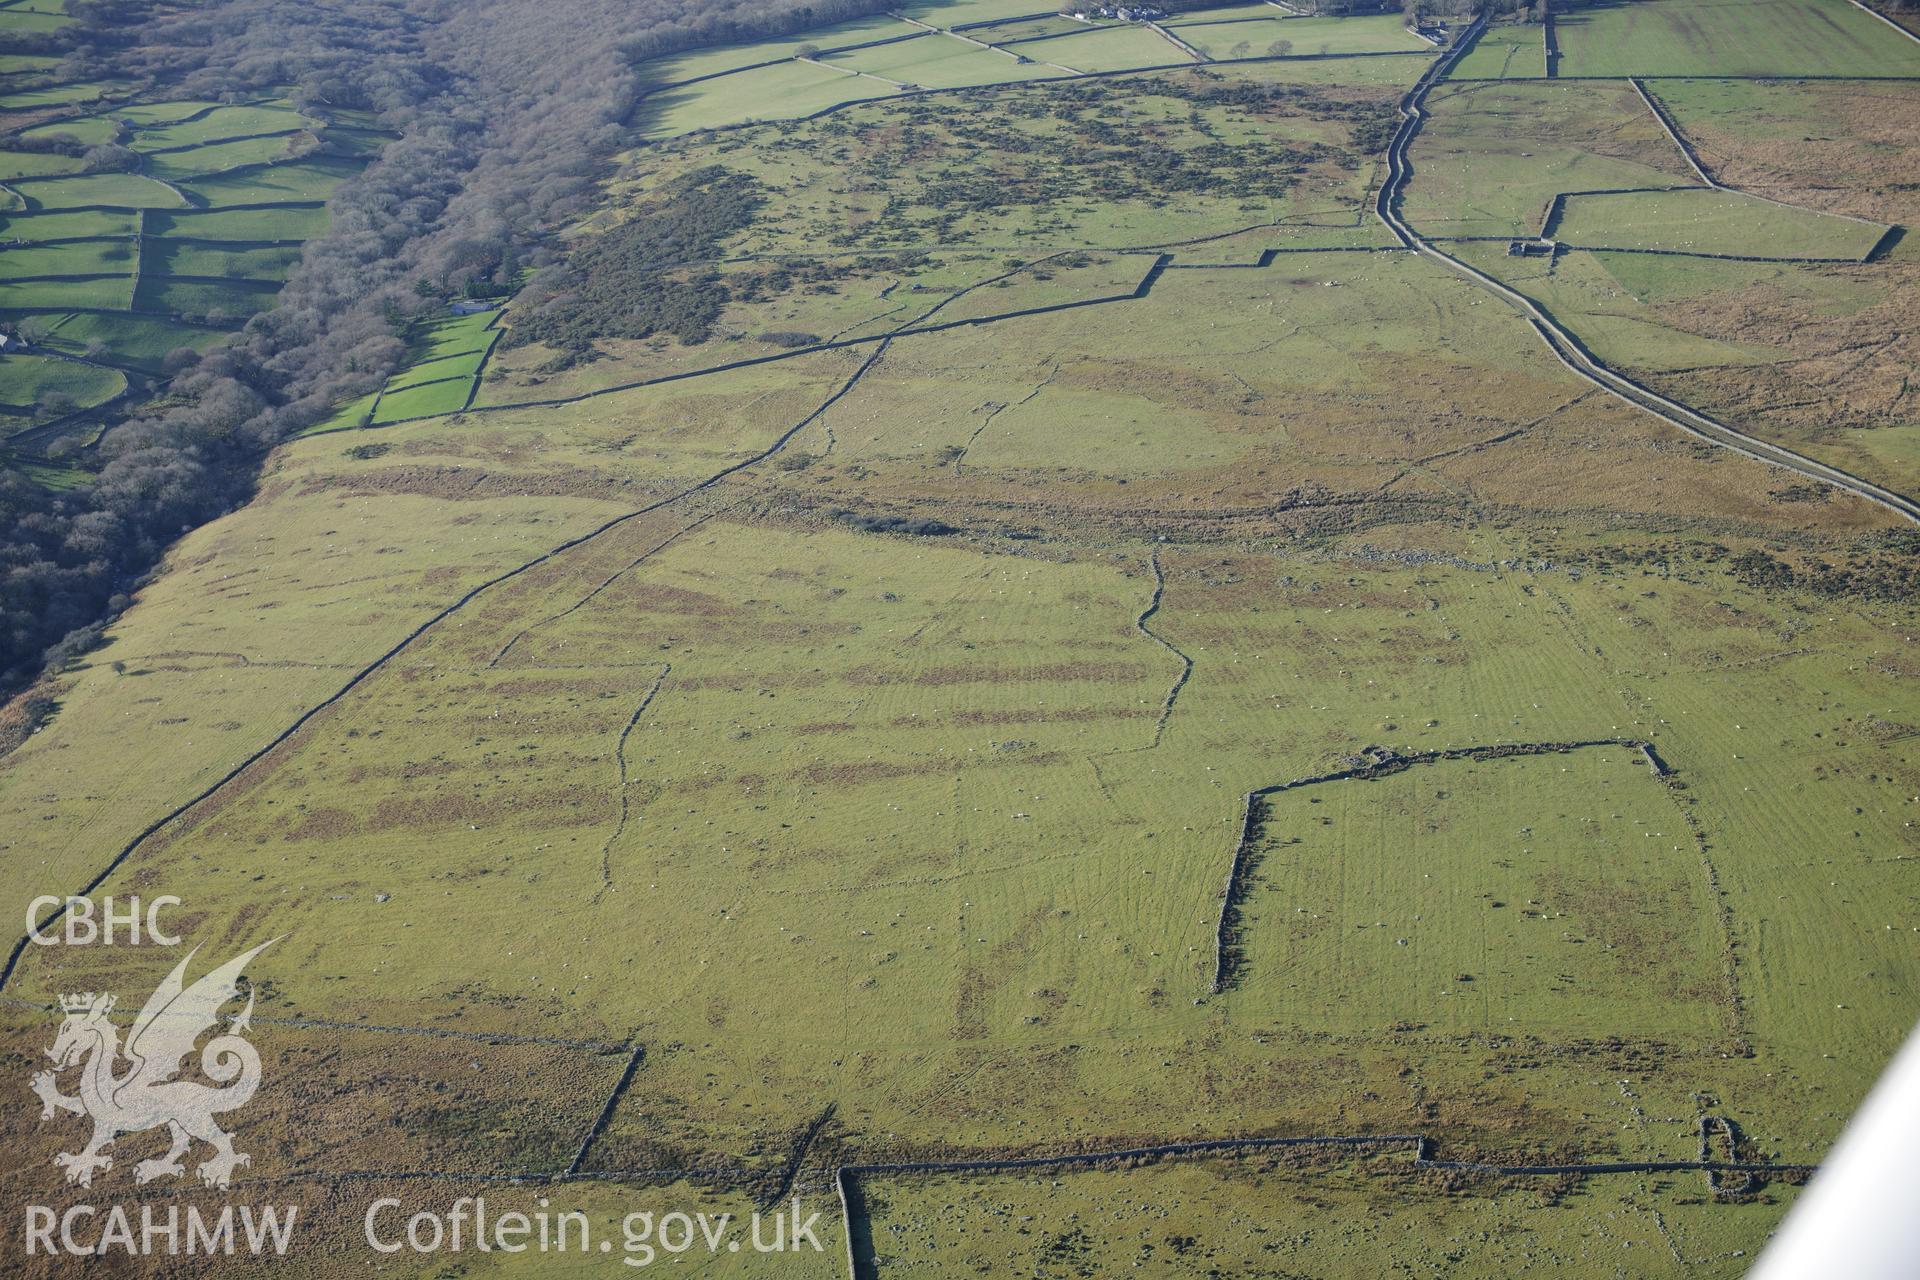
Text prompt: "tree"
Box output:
[[1267, 38, 1292, 56], [80, 143, 138, 172], [0, 0, 918, 696]]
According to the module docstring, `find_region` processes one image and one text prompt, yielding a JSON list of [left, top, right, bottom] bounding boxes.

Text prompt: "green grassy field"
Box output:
[[36, 310, 233, 369], [0, 209, 135, 241], [1027, 23, 1186, 71], [130, 102, 315, 146], [1447, 21, 1545, 79], [0, 79, 115, 109], [5, 4, 1919, 1275], [414, 308, 499, 360], [179, 154, 360, 206], [145, 133, 302, 181], [304, 387, 380, 432], [0, 237, 135, 276], [1172, 13, 1427, 58], [634, 58, 902, 138], [0, 79, 116, 109], [0, 5, 70, 33], [0, 148, 84, 180], [108, 98, 218, 125], [140, 239, 304, 280], [0, 274, 131, 308], [895, 0, 1061, 25], [823, 36, 1072, 88], [633, 14, 929, 87], [132, 274, 282, 318], [18, 115, 120, 147], [328, 308, 504, 425], [1405, 80, 1700, 238], [146, 204, 330, 239], [968, 13, 1086, 42], [0, 351, 122, 422], [1448, 241, 1789, 373], [1235, 748, 1727, 1038], [0, 89, 385, 463], [367, 375, 475, 422], [1552, 187, 1888, 259], [0, 53, 61, 77], [21, 100, 319, 174], [387, 346, 491, 388], [1161, 1, 1275, 20], [1555, 0, 1920, 77], [15, 172, 186, 210]]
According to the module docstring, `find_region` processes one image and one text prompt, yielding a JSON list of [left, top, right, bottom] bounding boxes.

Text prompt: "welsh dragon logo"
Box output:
[[31, 940, 276, 1189]]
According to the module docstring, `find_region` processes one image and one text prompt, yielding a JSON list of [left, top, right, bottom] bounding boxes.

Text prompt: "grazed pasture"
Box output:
[[4, 2, 1918, 1276]]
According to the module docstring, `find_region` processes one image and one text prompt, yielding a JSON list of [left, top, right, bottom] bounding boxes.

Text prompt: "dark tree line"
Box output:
[[0, 0, 897, 694]]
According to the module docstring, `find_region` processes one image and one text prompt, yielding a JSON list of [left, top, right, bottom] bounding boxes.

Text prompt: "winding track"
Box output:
[[1376, 13, 1920, 526]]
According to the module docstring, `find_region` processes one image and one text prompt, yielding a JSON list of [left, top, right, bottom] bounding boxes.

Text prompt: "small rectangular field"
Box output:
[[0, 275, 131, 308], [1025, 23, 1186, 72], [368, 376, 474, 423], [144, 134, 300, 181], [894, 0, 1063, 25], [14, 173, 186, 210], [178, 155, 359, 206], [0, 209, 136, 240], [1404, 80, 1700, 238], [0, 149, 84, 180], [0, 80, 113, 109], [132, 275, 281, 319], [0, 238, 135, 276], [127, 102, 315, 147], [353, 308, 502, 424], [632, 15, 928, 87], [822, 36, 1072, 88], [146, 205, 331, 240], [1551, 187, 1889, 260], [1447, 22, 1545, 79], [140, 240, 304, 280], [1227, 747, 1730, 1041], [632, 59, 902, 138], [1554, 0, 1920, 78]]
